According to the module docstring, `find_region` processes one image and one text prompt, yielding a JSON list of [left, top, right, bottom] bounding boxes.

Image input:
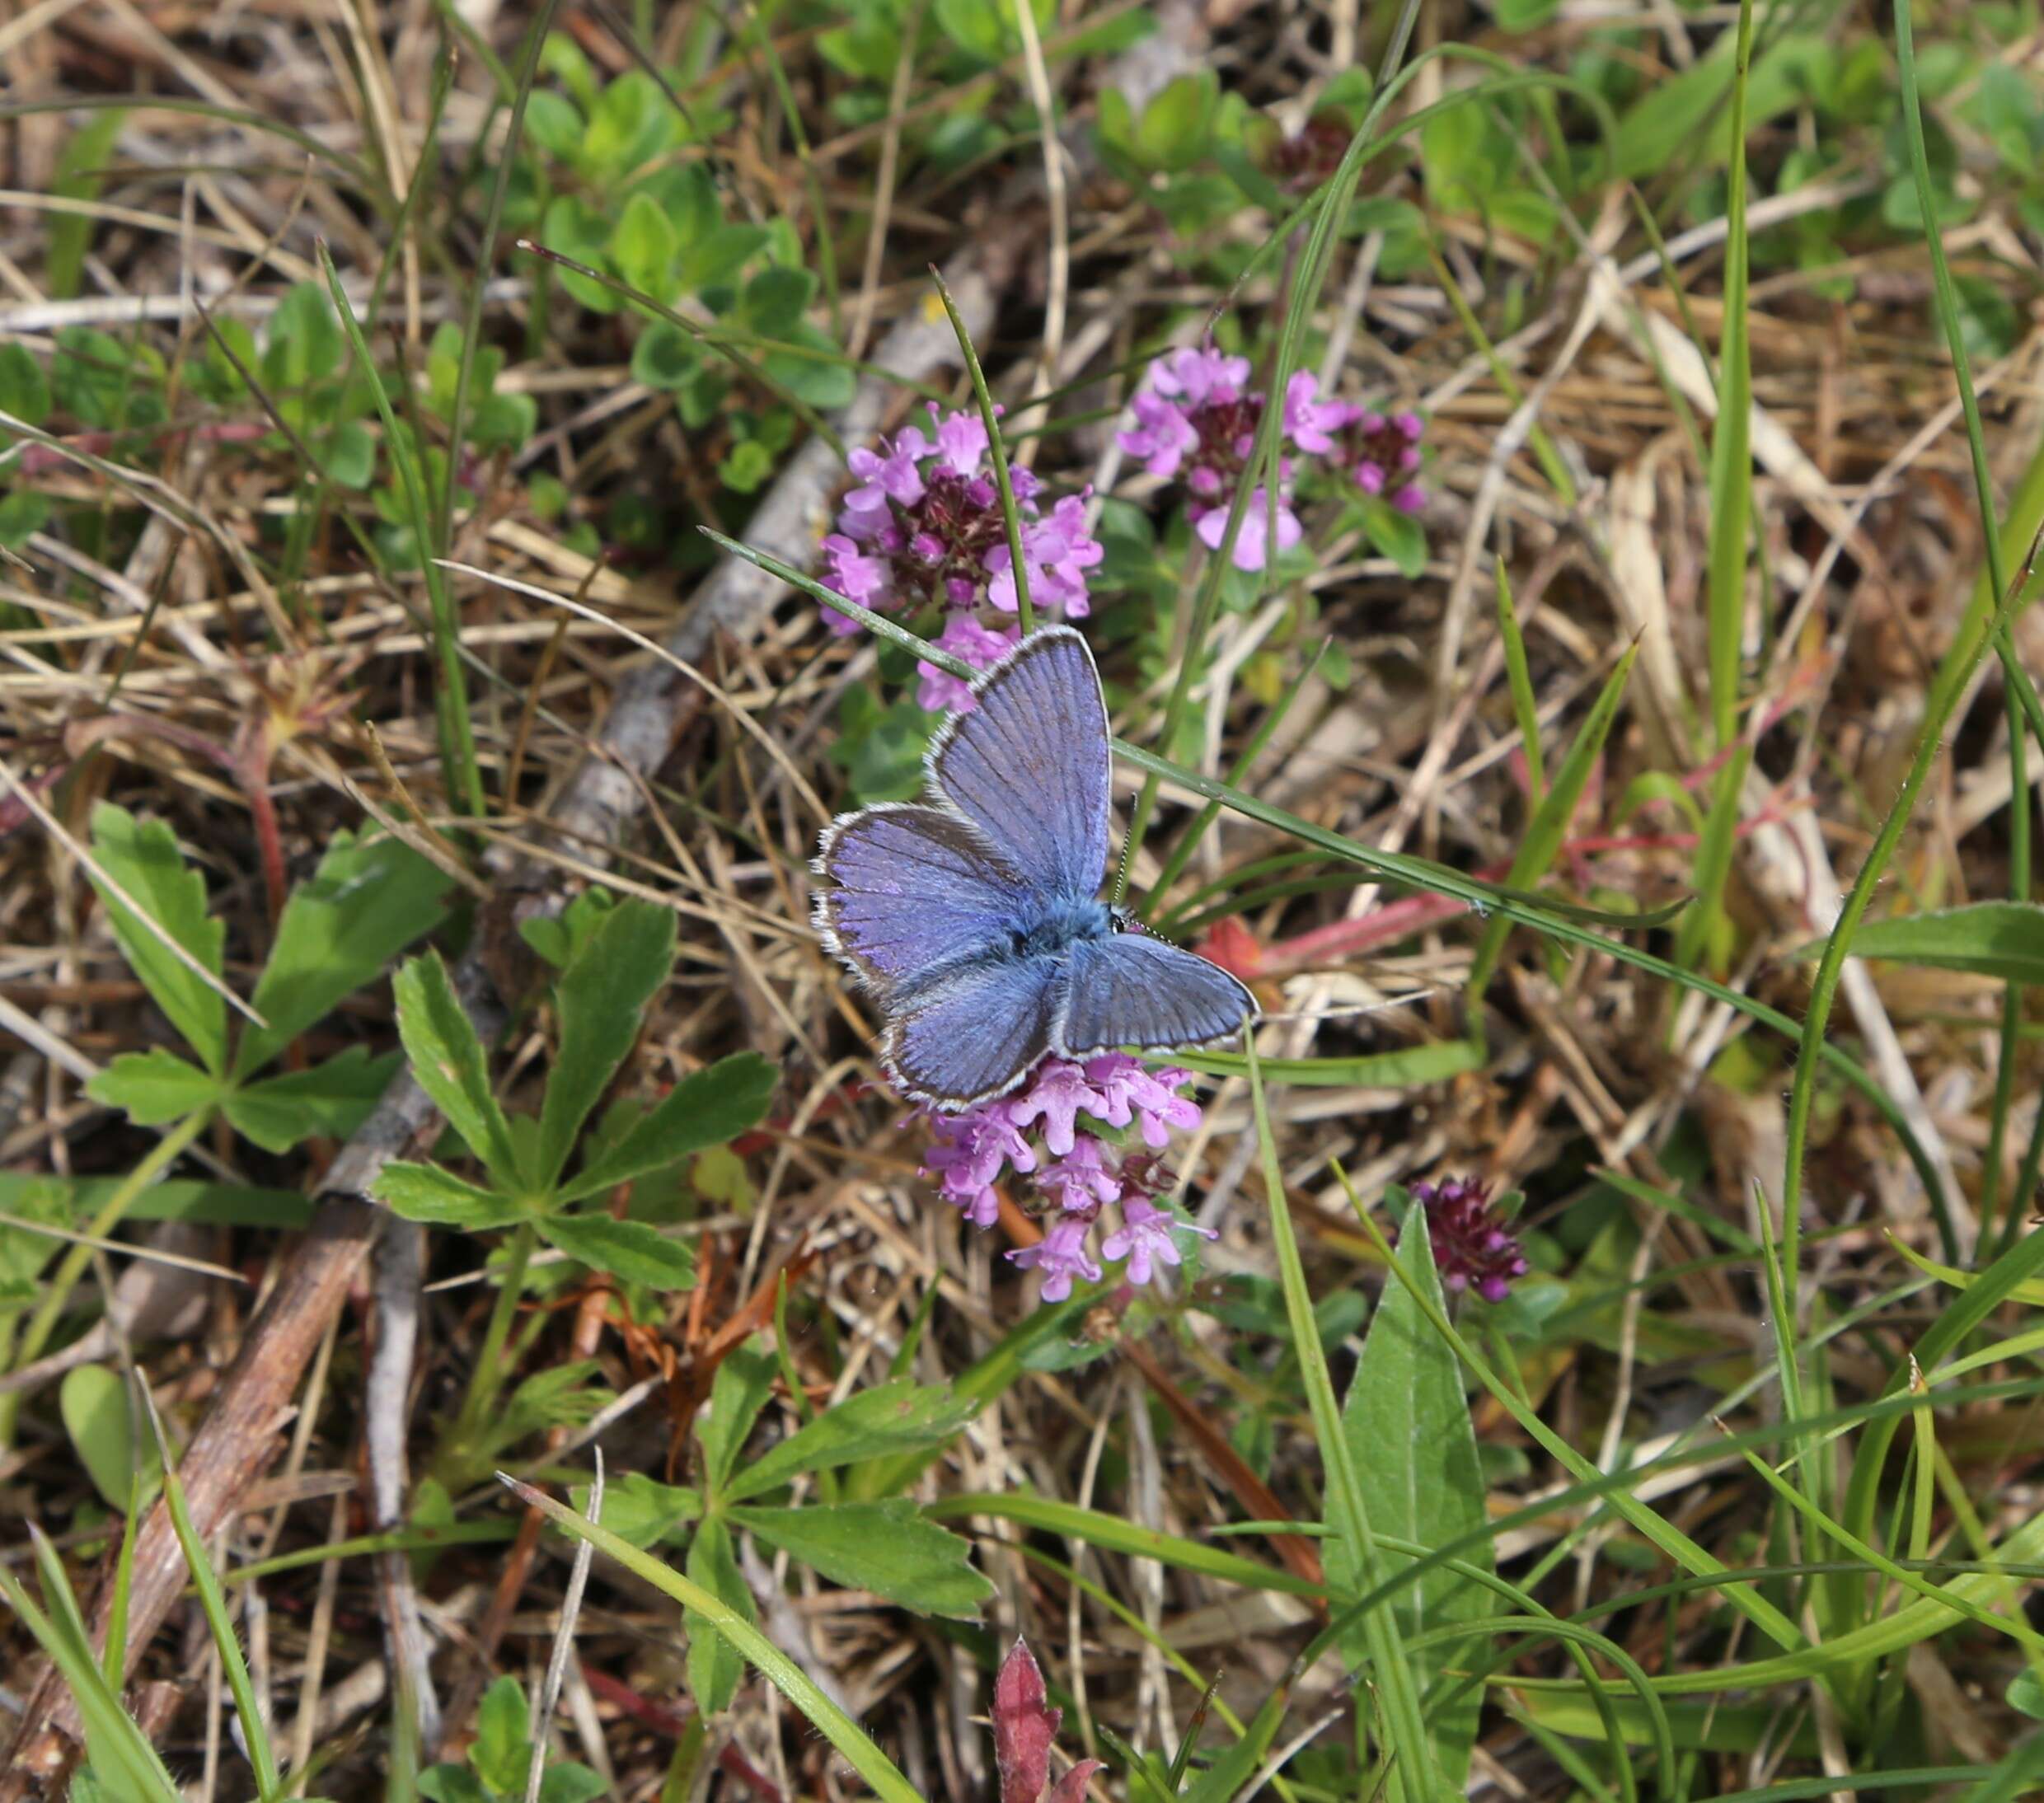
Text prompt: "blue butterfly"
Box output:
[[815, 626, 1257, 1108]]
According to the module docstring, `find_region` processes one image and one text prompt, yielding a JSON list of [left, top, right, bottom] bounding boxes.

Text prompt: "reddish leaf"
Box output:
[[993, 1637, 1060, 1803], [1047, 1758, 1104, 1803]]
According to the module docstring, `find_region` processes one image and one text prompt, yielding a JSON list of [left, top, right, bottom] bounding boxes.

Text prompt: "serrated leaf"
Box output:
[[538, 1212, 695, 1290], [699, 1346, 776, 1497], [391, 951, 521, 1186], [1794, 901, 2044, 985], [86, 1050, 222, 1126], [222, 1047, 399, 1154], [727, 1381, 974, 1502], [560, 1052, 776, 1202], [537, 899, 676, 1187], [733, 1501, 992, 1618], [372, 1160, 523, 1231], [237, 831, 449, 1079], [1329, 1207, 1492, 1793], [685, 1516, 753, 1717], [59, 1366, 157, 1510], [87, 803, 227, 1075]]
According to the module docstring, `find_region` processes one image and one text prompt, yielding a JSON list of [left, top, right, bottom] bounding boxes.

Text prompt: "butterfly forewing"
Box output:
[[929, 627, 1112, 909], [815, 803, 1028, 991], [1054, 933, 1254, 1057], [884, 958, 1062, 1107]]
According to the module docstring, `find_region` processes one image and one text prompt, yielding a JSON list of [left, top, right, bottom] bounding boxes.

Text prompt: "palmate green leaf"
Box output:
[[558, 1051, 776, 1203], [86, 1050, 223, 1126], [1330, 1206, 1492, 1795], [728, 1380, 976, 1502], [1791, 901, 2044, 985], [732, 1501, 992, 1618], [373, 1160, 523, 1231], [699, 1346, 776, 1498], [222, 1047, 400, 1153], [537, 899, 677, 1188], [686, 1515, 753, 1717], [391, 951, 522, 1187], [233, 830, 449, 1079], [87, 804, 227, 1077], [538, 1212, 696, 1290]]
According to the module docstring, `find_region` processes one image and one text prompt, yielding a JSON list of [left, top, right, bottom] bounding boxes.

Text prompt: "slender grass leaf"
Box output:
[[1793, 901, 2044, 984]]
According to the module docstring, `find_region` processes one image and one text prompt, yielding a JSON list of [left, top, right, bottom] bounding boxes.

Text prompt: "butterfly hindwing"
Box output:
[[928, 626, 1112, 909], [1053, 931, 1254, 1058], [884, 956, 1062, 1107], [814, 803, 1027, 991]]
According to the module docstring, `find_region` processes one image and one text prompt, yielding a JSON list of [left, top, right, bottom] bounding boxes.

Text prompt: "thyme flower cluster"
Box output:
[[819, 404, 1104, 712], [922, 1054, 1214, 1300]]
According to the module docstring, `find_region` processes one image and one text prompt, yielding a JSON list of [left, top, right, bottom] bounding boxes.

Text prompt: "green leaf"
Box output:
[[541, 195, 622, 313], [524, 88, 584, 160], [685, 1516, 753, 1717], [1329, 1206, 1493, 1793], [675, 222, 769, 295], [726, 1381, 974, 1502], [0, 344, 51, 426], [317, 419, 377, 489], [48, 109, 127, 301], [2009, 1670, 2044, 1721], [581, 1472, 701, 1548], [415, 1767, 490, 1803], [632, 320, 703, 391], [59, 1366, 157, 1511], [560, 1051, 775, 1203], [1495, 0, 1559, 27], [538, 1213, 696, 1290], [1133, 72, 1218, 172], [1797, 902, 2044, 984], [372, 1160, 524, 1231], [608, 191, 678, 298], [222, 1047, 400, 1154], [742, 267, 817, 335], [732, 1501, 992, 1618], [537, 1766, 608, 1803], [86, 1050, 223, 1126], [238, 831, 447, 1077], [391, 951, 522, 1186], [1356, 494, 1428, 578], [762, 321, 857, 409], [260, 282, 346, 390], [698, 1346, 776, 1497], [472, 1674, 532, 1796], [538, 899, 677, 1187], [87, 803, 227, 1076], [0, 489, 48, 551]]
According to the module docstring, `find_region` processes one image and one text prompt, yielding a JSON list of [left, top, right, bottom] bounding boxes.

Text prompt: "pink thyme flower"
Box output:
[[1008, 1216, 1102, 1302], [1035, 1137, 1123, 1211], [1006, 1059, 1109, 1156], [1283, 370, 1356, 456], [1101, 1196, 1215, 1286], [922, 1106, 1037, 1229], [1081, 1055, 1203, 1147], [917, 615, 1020, 714], [1193, 487, 1303, 571], [1406, 1176, 1527, 1303]]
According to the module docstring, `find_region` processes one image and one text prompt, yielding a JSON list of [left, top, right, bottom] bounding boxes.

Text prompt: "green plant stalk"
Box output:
[[0, 1108, 211, 1443], [509, 1477, 923, 1803], [445, 1220, 538, 1478], [1245, 1038, 1434, 1802], [1142, 641, 1329, 912], [930, 267, 1034, 634], [437, 0, 561, 550], [713, 529, 1957, 1226], [1337, 1173, 1809, 1659], [318, 242, 486, 823], [1672, 743, 1747, 975], [1981, 704, 2028, 1248], [103, 1468, 147, 1688], [1497, 560, 1544, 808]]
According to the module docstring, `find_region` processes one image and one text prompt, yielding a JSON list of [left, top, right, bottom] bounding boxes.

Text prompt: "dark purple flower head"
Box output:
[[1343, 408, 1428, 514], [1408, 1177, 1527, 1303]]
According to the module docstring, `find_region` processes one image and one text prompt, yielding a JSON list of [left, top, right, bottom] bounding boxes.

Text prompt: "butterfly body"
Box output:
[[815, 627, 1255, 1108]]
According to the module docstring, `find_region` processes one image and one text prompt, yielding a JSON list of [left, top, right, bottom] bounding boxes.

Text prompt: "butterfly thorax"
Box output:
[[1010, 897, 1116, 962]]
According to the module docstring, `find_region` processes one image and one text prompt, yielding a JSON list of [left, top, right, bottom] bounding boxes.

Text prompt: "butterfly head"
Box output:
[[1109, 905, 1146, 936]]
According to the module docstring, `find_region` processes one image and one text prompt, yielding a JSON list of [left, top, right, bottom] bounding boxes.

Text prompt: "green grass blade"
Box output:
[[1496, 560, 1544, 809]]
